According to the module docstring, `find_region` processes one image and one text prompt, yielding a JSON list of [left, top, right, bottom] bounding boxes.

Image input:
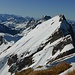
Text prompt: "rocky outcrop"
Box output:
[[0, 36, 3, 45]]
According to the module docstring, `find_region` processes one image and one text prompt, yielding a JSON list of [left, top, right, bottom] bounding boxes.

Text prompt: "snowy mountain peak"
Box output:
[[0, 15, 74, 75], [41, 15, 51, 21], [59, 14, 66, 21]]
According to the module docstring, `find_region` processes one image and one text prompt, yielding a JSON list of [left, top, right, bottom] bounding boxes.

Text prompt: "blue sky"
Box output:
[[0, 0, 75, 20]]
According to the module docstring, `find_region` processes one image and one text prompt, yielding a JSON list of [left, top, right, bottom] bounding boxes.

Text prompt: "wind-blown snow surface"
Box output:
[[0, 16, 60, 56], [0, 15, 74, 75]]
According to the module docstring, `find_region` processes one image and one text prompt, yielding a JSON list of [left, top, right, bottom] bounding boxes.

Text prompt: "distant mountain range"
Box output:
[[0, 14, 30, 23], [0, 14, 51, 35]]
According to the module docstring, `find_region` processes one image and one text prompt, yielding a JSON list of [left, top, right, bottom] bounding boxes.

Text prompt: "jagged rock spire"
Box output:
[[59, 14, 66, 21]]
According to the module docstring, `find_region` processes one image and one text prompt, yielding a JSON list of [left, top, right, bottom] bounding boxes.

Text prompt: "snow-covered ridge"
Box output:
[[0, 15, 60, 57], [0, 15, 74, 75]]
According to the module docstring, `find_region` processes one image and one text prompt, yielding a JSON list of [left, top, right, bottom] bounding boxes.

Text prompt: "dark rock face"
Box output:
[[60, 17, 75, 47], [59, 14, 66, 21], [0, 36, 3, 45], [8, 54, 18, 74], [7, 54, 18, 66], [52, 35, 72, 55], [8, 54, 33, 74]]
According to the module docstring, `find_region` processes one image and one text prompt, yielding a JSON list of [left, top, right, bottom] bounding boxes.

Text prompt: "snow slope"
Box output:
[[0, 15, 60, 56], [0, 15, 74, 75]]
